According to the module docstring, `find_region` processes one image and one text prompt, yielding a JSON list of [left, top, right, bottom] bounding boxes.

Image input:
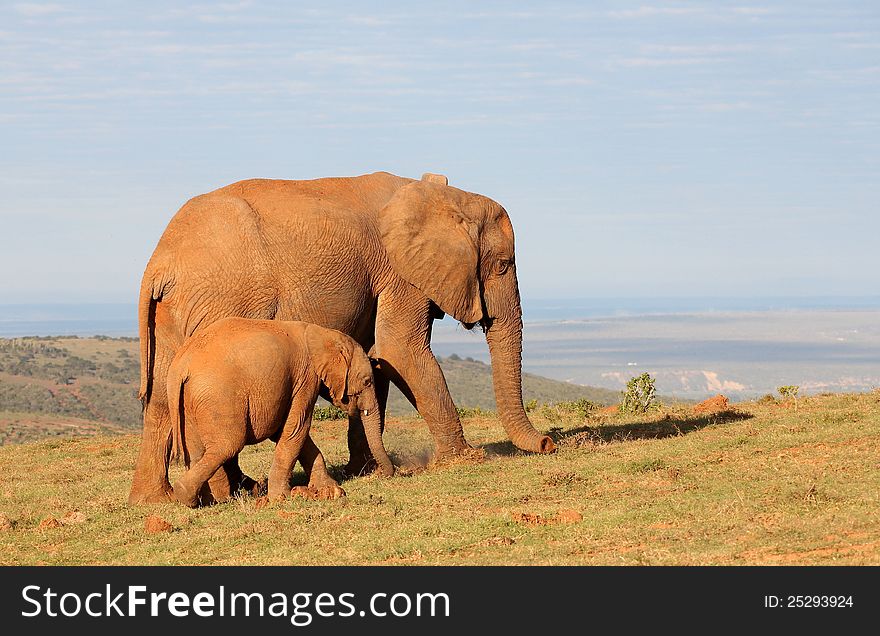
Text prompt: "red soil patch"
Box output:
[[556, 509, 584, 523], [144, 515, 173, 534], [599, 405, 619, 415], [0, 513, 13, 531], [693, 394, 729, 415], [38, 517, 62, 530]]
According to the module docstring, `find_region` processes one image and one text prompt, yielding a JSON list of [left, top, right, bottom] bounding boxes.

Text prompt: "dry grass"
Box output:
[[0, 392, 878, 565]]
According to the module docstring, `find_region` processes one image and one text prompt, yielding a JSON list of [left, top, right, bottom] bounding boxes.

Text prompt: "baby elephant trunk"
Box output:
[[361, 407, 394, 477]]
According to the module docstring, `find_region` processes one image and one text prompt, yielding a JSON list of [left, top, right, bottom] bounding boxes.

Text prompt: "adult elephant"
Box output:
[[130, 171, 555, 504]]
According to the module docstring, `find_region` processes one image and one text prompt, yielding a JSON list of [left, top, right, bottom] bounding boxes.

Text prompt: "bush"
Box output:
[[456, 406, 494, 418], [777, 385, 799, 400], [777, 385, 800, 411], [312, 405, 348, 421], [534, 398, 598, 421], [565, 398, 598, 418], [619, 372, 658, 415]]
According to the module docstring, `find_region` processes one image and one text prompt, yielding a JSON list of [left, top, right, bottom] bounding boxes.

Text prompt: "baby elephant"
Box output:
[[166, 317, 393, 507]]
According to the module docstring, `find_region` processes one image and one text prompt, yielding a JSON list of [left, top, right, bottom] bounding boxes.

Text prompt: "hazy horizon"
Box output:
[[1, 300, 877, 401]]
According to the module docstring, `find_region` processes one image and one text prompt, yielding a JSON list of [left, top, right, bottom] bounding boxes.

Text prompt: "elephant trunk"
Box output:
[[362, 407, 394, 477], [485, 312, 556, 454]]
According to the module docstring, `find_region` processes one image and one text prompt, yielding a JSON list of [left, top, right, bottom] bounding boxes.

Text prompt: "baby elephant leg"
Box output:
[[173, 442, 241, 508], [268, 416, 311, 499], [172, 409, 245, 507], [203, 456, 261, 503], [298, 434, 345, 500]]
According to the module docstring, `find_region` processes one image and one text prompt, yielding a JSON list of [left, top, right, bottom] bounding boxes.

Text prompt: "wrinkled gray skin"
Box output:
[[131, 171, 554, 504]]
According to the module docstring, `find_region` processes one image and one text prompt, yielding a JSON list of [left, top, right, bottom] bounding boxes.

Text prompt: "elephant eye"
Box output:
[[495, 260, 510, 275]]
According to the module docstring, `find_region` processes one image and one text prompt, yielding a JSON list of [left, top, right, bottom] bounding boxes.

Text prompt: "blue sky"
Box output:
[[1, 1, 878, 303]]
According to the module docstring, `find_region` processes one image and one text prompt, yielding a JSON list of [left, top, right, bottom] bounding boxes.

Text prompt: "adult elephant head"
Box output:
[[378, 174, 555, 454]]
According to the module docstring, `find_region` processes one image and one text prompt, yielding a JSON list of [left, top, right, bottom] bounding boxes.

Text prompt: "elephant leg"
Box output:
[[372, 292, 471, 461], [225, 455, 262, 495], [298, 434, 345, 499], [345, 367, 389, 477], [173, 442, 241, 508], [179, 422, 233, 505], [204, 455, 259, 502], [180, 425, 219, 506], [268, 414, 312, 500], [128, 397, 174, 504]]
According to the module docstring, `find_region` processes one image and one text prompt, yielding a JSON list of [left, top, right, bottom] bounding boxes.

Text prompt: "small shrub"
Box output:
[[777, 385, 799, 400], [312, 405, 348, 421], [619, 372, 658, 415], [456, 406, 494, 418], [524, 398, 538, 413], [567, 398, 598, 418], [535, 398, 599, 421], [777, 385, 800, 411]]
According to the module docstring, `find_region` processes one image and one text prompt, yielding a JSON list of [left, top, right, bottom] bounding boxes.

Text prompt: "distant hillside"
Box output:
[[0, 336, 141, 444], [385, 354, 620, 415], [0, 337, 619, 444]]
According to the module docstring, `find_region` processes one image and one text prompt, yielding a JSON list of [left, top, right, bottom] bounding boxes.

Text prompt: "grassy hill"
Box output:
[[387, 353, 622, 414], [0, 392, 877, 565], [0, 336, 620, 445]]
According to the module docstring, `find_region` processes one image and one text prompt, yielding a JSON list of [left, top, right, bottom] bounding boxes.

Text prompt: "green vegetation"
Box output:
[[0, 392, 877, 565], [619, 372, 658, 414], [778, 385, 800, 411], [0, 337, 142, 443], [312, 405, 348, 421], [455, 406, 494, 418], [535, 398, 598, 421]]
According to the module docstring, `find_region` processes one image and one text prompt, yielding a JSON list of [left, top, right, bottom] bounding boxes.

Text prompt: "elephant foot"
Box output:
[[171, 481, 200, 508], [308, 473, 346, 500], [313, 484, 346, 500], [289, 486, 315, 500], [127, 484, 174, 505], [236, 475, 266, 498]]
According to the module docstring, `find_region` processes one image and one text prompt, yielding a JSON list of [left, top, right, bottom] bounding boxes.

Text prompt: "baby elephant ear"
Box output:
[[306, 327, 351, 404]]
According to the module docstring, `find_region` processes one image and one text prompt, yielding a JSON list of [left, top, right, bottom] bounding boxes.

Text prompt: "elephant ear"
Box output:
[[306, 327, 351, 404], [378, 178, 484, 324]]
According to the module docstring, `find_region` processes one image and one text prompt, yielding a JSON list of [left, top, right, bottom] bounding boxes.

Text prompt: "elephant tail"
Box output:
[[137, 267, 172, 406], [167, 357, 189, 465]]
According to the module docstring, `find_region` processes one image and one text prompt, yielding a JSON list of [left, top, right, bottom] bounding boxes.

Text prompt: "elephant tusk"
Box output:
[[363, 409, 370, 417]]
